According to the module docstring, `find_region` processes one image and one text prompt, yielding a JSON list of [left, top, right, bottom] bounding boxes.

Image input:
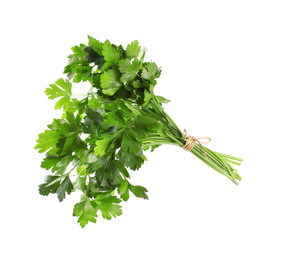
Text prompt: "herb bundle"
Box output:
[[35, 36, 242, 227]]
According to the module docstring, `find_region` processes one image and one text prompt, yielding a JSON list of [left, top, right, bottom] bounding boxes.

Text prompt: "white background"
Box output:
[[1, 0, 281, 259]]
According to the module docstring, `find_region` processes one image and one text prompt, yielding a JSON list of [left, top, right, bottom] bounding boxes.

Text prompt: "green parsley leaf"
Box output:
[[117, 178, 130, 201], [95, 156, 120, 187], [56, 133, 78, 156], [141, 62, 161, 86], [83, 45, 103, 64], [125, 40, 141, 60], [88, 36, 103, 56], [132, 79, 144, 89], [39, 175, 61, 196], [143, 89, 153, 106], [40, 155, 61, 172], [94, 130, 123, 157], [55, 155, 75, 175], [57, 176, 73, 202], [100, 68, 122, 95], [118, 58, 141, 83], [156, 95, 170, 104], [85, 106, 103, 132], [71, 44, 87, 59], [135, 115, 162, 135], [129, 184, 148, 200], [72, 176, 87, 192], [95, 194, 122, 220], [35, 129, 61, 153], [113, 160, 130, 178], [102, 40, 121, 64], [141, 62, 157, 80], [116, 149, 147, 170], [73, 194, 122, 226], [121, 128, 142, 154], [117, 179, 148, 201], [123, 101, 142, 116], [80, 151, 98, 164], [100, 61, 114, 73], [45, 78, 72, 110], [73, 196, 98, 228]]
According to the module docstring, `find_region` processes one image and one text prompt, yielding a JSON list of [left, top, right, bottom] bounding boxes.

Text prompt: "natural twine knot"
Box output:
[[182, 129, 211, 159]]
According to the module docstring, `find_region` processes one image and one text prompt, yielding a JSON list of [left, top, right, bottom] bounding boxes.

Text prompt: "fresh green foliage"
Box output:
[[45, 78, 72, 109], [35, 36, 243, 228], [100, 68, 122, 95]]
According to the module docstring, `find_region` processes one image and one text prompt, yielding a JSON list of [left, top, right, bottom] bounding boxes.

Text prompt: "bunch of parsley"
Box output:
[[35, 36, 242, 227]]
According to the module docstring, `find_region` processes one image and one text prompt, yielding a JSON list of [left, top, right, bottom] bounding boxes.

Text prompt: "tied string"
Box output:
[[182, 129, 211, 159]]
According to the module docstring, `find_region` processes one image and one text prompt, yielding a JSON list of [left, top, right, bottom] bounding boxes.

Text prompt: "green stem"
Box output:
[[145, 98, 242, 185], [72, 94, 89, 97], [213, 152, 243, 162], [224, 159, 242, 166]]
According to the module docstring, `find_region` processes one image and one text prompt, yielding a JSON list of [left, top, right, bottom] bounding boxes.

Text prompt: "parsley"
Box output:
[[35, 36, 243, 227]]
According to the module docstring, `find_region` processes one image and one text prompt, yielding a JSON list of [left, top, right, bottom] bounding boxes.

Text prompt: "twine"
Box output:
[[182, 129, 211, 159]]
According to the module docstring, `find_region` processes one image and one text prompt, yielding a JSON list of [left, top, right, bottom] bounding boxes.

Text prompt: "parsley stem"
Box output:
[[72, 94, 89, 97], [223, 159, 242, 166], [212, 152, 243, 162], [147, 98, 242, 184], [149, 99, 182, 137]]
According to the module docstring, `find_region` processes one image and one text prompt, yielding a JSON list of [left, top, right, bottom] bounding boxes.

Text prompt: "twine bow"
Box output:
[[182, 129, 211, 159]]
